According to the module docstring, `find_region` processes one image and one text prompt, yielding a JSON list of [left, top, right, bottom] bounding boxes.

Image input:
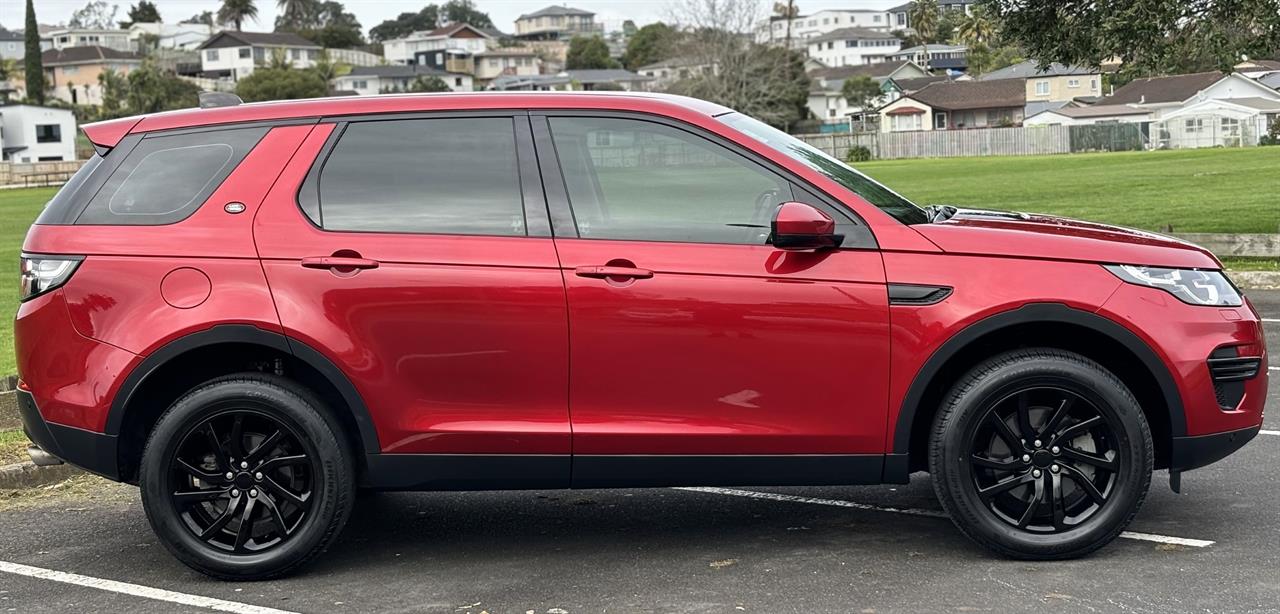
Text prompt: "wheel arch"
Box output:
[[107, 325, 380, 482], [889, 303, 1184, 480]]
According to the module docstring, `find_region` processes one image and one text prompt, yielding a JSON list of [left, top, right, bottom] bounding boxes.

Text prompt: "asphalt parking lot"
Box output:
[[2, 293, 1278, 614]]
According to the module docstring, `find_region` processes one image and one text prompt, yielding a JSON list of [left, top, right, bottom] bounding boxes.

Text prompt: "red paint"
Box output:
[[14, 93, 1266, 480]]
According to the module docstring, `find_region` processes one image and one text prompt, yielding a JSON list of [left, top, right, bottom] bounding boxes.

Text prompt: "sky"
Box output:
[[2, 0, 901, 36]]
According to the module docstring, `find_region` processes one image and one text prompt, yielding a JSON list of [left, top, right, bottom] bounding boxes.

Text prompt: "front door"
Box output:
[[533, 114, 892, 485], [255, 114, 570, 488]]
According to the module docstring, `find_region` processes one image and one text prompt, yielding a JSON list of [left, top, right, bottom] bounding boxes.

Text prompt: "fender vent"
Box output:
[[1207, 347, 1260, 410]]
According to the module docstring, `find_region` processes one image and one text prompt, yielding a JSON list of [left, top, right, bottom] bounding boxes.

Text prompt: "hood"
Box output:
[[912, 208, 1220, 269]]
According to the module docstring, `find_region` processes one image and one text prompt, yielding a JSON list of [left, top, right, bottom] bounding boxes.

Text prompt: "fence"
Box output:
[[0, 160, 87, 188]]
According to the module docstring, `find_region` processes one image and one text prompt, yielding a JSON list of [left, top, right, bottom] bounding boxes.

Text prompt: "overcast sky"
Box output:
[[2, 0, 901, 36]]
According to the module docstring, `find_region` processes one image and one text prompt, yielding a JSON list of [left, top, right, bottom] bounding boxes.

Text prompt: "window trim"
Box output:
[[529, 110, 875, 249], [295, 110, 552, 239]]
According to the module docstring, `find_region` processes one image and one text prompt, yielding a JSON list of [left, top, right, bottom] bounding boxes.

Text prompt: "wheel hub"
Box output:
[[1031, 449, 1054, 468]]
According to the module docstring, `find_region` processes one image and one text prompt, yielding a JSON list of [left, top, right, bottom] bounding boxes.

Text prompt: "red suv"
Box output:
[[17, 93, 1267, 579]]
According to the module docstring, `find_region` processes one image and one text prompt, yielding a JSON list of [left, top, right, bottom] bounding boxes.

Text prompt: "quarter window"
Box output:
[[313, 118, 526, 236], [548, 117, 790, 245]]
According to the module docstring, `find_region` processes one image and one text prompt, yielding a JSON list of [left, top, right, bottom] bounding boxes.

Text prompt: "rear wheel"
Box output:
[[929, 349, 1152, 559], [140, 374, 354, 580]]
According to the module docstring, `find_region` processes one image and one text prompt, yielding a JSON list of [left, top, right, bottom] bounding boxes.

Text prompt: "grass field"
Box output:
[[1, 187, 56, 376]]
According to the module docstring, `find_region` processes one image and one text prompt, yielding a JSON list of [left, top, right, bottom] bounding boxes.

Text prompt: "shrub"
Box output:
[[845, 145, 873, 163]]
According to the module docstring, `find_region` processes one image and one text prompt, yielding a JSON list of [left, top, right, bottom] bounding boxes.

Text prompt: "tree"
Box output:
[[987, 0, 1280, 74], [773, 1, 799, 47], [566, 35, 618, 69], [69, 1, 119, 29], [408, 75, 451, 92], [279, 1, 364, 48], [119, 1, 161, 27], [236, 67, 328, 101], [955, 5, 996, 46], [370, 6, 438, 42], [123, 61, 200, 113], [622, 20, 638, 36], [218, 0, 259, 31], [186, 10, 216, 26], [841, 75, 882, 114], [277, 0, 318, 28], [966, 42, 1023, 76], [909, 0, 939, 71], [441, 0, 493, 29], [24, 0, 44, 105], [98, 68, 127, 117], [622, 22, 678, 69]]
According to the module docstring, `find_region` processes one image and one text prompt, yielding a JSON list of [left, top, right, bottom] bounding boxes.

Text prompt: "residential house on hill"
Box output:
[[878, 78, 1026, 131], [514, 5, 600, 40], [488, 69, 651, 91], [805, 28, 901, 69], [806, 60, 930, 124], [41, 46, 144, 105], [888, 1, 977, 32], [128, 22, 218, 51], [0, 27, 24, 61], [197, 31, 321, 81], [759, 9, 893, 48], [889, 44, 968, 73], [384, 23, 493, 66], [47, 28, 132, 52], [979, 61, 1103, 116], [635, 57, 717, 91], [332, 65, 474, 95], [473, 48, 543, 83], [0, 104, 76, 162]]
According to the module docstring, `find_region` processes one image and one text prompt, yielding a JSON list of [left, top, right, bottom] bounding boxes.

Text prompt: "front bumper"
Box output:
[[16, 388, 120, 480], [1170, 424, 1260, 473]]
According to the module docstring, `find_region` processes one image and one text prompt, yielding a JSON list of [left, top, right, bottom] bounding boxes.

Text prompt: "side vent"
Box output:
[[1207, 346, 1261, 410]]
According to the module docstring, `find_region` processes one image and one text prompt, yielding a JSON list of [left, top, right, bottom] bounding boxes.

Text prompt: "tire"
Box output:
[[139, 374, 355, 580], [929, 349, 1152, 560]]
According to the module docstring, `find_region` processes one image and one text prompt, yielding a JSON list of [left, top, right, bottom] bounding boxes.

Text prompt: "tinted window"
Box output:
[[548, 117, 790, 245], [35, 154, 103, 225], [76, 127, 266, 225], [316, 118, 526, 236]]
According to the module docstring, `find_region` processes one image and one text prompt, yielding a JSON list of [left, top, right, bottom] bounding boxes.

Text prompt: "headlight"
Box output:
[[1104, 264, 1241, 306], [19, 254, 82, 302]]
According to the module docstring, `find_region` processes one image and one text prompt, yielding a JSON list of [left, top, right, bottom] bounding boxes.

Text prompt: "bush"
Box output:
[[1260, 119, 1280, 146], [845, 145, 873, 163]]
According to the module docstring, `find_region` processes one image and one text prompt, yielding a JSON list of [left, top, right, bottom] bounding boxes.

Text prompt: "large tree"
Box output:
[[370, 6, 438, 42], [24, 0, 44, 105], [440, 0, 493, 28], [955, 5, 996, 47], [123, 61, 200, 113], [69, 1, 119, 29], [186, 10, 216, 26], [407, 75, 451, 92], [622, 22, 679, 70], [566, 35, 618, 69], [987, 0, 1280, 74], [277, 0, 364, 48], [841, 75, 882, 114], [218, 0, 259, 31], [119, 1, 161, 27], [908, 0, 940, 71], [236, 67, 328, 101]]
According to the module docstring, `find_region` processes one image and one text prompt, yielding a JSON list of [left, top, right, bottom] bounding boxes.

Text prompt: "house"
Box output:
[[806, 60, 930, 123], [878, 78, 1026, 131], [384, 23, 493, 66], [635, 57, 717, 91], [758, 9, 893, 48], [0, 27, 23, 61], [46, 28, 132, 52], [41, 46, 144, 105], [473, 48, 543, 82], [888, 0, 978, 32], [1023, 104, 1153, 126], [127, 22, 218, 51], [805, 28, 901, 68], [1234, 59, 1280, 79], [514, 5, 601, 40], [197, 31, 322, 81], [889, 44, 969, 73], [0, 104, 76, 162], [488, 69, 651, 91], [1097, 71, 1280, 116], [979, 61, 1103, 116], [1154, 97, 1280, 148], [332, 65, 473, 95]]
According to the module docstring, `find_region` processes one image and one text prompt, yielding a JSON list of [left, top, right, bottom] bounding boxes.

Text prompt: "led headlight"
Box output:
[[1104, 264, 1242, 307]]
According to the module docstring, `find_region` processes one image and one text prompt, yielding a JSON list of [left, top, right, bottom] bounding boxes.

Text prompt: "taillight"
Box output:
[[19, 254, 82, 302]]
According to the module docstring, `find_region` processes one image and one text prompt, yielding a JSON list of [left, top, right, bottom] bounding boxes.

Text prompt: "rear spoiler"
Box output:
[[81, 116, 143, 155]]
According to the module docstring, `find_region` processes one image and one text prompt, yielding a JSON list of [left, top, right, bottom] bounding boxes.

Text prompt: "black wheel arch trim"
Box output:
[[105, 324, 381, 454], [890, 302, 1185, 460]]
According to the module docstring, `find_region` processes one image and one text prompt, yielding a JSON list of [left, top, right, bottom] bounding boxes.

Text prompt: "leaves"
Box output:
[[235, 67, 329, 102], [566, 35, 618, 70]]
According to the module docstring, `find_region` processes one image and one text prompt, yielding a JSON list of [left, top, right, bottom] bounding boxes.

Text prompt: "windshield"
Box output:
[[718, 113, 929, 225]]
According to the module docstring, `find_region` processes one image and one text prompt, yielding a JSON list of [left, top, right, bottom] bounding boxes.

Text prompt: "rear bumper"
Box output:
[[1169, 424, 1260, 473], [16, 388, 120, 480]]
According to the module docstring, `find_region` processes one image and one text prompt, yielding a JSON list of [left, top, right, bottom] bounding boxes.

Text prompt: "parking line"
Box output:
[[675, 486, 1215, 548], [1261, 318, 1279, 323], [1261, 430, 1280, 436], [0, 560, 299, 614]]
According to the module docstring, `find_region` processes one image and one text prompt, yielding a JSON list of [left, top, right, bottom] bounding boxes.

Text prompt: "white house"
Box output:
[[488, 69, 652, 91], [1155, 97, 1280, 148], [47, 28, 132, 52], [128, 22, 218, 51], [473, 48, 543, 82], [635, 57, 717, 91], [333, 65, 474, 95], [887, 0, 977, 32], [0, 104, 76, 162], [759, 9, 893, 48], [1023, 104, 1153, 126], [383, 23, 493, 66], [806, 28, 901, 68], [889, 44, 969, 73], [197, 31, 322, 81], [514, 5, 601, 40], [806, 60, 930, 123], [0, 28, 24, 61]]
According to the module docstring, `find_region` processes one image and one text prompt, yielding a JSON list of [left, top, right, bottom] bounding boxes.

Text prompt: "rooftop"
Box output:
[[197, 30, 321, 50], [903, 78, 1026, 110], [894, 44, 968, 54], [811, 60, 923, 82], [809, 27, 900, 44], [517, 5, 595, 20], [41, 46, 144, 65], [1037, 104, 1150, 119], [343, 65, 460, 79], [979, 61, 1098, 81], [1098, 71, 1224, 105]]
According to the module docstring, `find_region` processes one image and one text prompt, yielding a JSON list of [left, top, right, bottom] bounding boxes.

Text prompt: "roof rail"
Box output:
[[198, 91, 243, 109]]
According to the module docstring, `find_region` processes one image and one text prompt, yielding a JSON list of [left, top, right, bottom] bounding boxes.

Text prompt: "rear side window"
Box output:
[[75, 127, 267, 225], [309, 118, 526, 236], [35, 154, 104, 225]]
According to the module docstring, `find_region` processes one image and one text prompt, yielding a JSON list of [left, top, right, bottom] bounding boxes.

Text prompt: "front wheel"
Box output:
[[139, 374, 355, 580], [929, 349, 1152, 559]]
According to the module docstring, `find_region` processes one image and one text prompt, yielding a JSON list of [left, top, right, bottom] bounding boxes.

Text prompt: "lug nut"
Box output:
[[249, 489, 258, 498], [1051, 446, 1061, 454], [240, 461, 249, 469], [1033, 439, 1042, 448], [255, 472, 263, 480], [1032, 469, 1042, 478], [1051, 464, 1060, 473], [230, 489, 240, 497], [1021, 454, 1031, 462], [225, 472, 235, 480]]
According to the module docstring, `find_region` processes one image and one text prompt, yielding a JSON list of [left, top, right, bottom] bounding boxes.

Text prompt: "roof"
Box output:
[[890, 75, 950, 92], [561, 69, 651, 84], [517, 5, 595, 20], [636, 57, 706, 72], [341, 65, 459, 79], [0, 28, 21, 42], [197, 30, 320, 50], [809, 27, 899, 44], [1038, 104, 1150, 119], [904, 79, 1026, 111], [887, 2, 912, 12], [1098, 71, 1224, 105], [811, 60, 920, 82], [895, 44, 968, 54], [475, 48, 540, 57], [422, 23, 492, 39], [979, 61, 1097, 81], [1238, 59, 1280, 71], [1184, 96, 1280, 112], [1260, 73, 1280, 89], [41, 46, 144, 65]]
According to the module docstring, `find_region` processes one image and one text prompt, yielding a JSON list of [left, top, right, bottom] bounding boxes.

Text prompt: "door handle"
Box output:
[[301, 256, 379, 270], [574, 265, 654, 280]]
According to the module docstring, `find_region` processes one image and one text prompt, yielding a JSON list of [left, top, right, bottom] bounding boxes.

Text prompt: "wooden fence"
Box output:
[[799, 126, 1076, 160]]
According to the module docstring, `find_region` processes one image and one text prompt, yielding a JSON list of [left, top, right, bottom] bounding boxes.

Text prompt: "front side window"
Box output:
[[548, 117, 790, 245], [313, 118, 525, 236]]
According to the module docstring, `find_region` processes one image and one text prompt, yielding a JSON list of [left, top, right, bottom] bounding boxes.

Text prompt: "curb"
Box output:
[[0, 460, 82, 490]]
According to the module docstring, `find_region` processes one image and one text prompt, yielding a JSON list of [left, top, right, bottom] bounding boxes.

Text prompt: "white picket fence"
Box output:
[[798, 125, 1074, 161]]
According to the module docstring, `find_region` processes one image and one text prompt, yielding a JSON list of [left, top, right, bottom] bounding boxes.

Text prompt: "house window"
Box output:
[[455, 77, 463, 86], [890, 113, 922, 131], [897, 13, 906, 25], [35, 124, 62, 143], [874, 14, 882, 22], [1067, 79, 1080, 88], [1221, 117, 1240, 134], [934, 112, 947, 129], [1035, 80, 1050, 96], [353, 80, 367, 89], [827, 41, 834, 49], [238, 48, 251, 59], [253, 47, 265, 62], [206, 49, 219, 61], [291, 48, 302, 60], [1091, 78, 1099, 90], [1184, 118, 1204, 133], [307, 49, 319, 60]]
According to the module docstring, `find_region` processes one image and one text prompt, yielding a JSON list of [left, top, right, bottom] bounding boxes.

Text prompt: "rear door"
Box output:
[[254, 113, 570, 488]]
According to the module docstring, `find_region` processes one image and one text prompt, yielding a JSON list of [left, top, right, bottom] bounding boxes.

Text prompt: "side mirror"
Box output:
[[770, 202, 843, 251]]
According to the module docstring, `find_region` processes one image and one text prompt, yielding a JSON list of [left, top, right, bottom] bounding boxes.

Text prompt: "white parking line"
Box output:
[[676, 486, 1215, 548], [1261, 318, 1279, 323], [1261, 430, 1280, 436], [0, 560, 299, 614]]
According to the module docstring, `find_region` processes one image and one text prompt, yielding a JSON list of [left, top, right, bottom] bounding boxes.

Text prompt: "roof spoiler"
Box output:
[[81, 116, 143, 155], [199, 91, 243, 109]]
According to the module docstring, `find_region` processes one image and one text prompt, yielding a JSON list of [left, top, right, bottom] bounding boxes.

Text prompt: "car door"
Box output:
[[531, 113, 892, 486], [254, 113, 570, 489]]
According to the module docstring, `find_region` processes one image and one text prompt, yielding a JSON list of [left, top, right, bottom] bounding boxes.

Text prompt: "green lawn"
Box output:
[[1, 188, 55, 377], [857, 147, 1280, 233]]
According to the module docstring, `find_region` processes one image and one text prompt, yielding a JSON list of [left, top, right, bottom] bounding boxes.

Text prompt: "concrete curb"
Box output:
[[0, 460, 82, 490]]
